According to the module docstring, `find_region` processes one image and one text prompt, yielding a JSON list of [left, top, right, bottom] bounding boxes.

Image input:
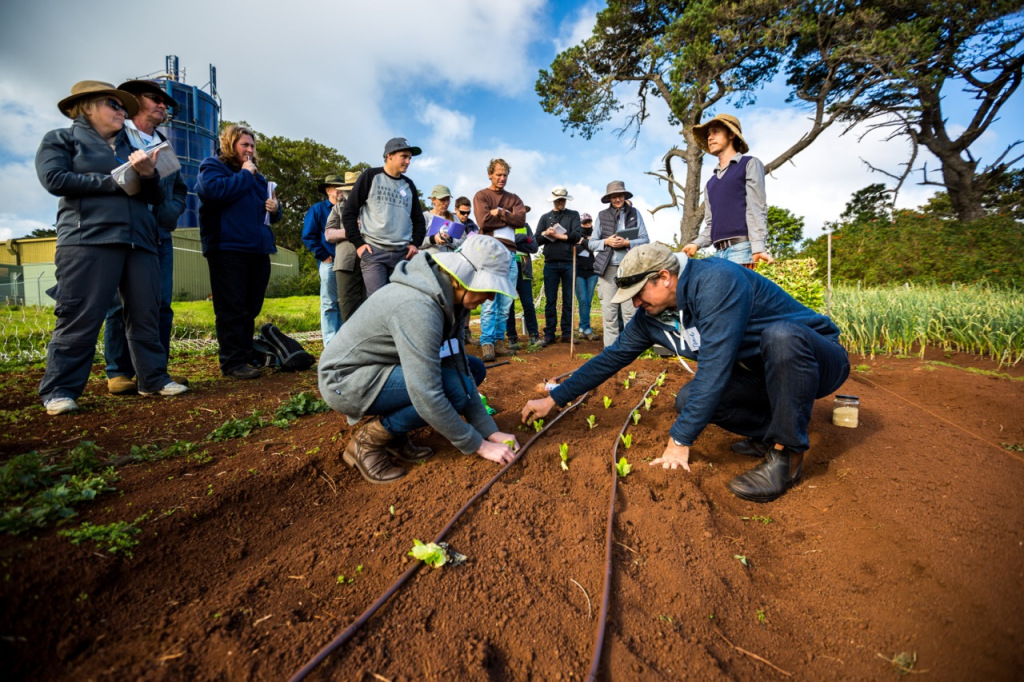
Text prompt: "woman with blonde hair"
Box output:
[[35, 80, 188, 415], [196, 124, 282, 379]]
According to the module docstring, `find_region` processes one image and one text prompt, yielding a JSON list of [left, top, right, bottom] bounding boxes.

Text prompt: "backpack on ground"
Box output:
[[252, 323, 315, 371]]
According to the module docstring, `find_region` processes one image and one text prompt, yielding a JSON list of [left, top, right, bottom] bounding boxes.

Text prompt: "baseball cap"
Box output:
[[383, 137, 422, 158], [610, 243, 683, 304]]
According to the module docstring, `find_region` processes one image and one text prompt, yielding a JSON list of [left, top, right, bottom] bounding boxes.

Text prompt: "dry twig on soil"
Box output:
[[569, 578, 592, 619], [714, 628, 792, 677]]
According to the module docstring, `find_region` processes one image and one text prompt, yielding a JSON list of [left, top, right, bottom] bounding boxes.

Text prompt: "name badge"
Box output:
[[399, 188, 408, 198], [683, 326, 701, 351]]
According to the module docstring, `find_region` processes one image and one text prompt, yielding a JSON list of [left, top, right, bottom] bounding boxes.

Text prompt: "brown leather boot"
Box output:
[[342, 418, 406, 484], [386, 435, 433, 463], [726, 448, 804, 502], [495, 339, 516, 357]]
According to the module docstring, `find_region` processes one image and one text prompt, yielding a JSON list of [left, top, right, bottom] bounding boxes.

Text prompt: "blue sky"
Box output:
[[1, 0, 1020, 246]]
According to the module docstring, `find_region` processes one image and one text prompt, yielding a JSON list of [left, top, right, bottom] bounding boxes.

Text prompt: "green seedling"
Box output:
[[756, 608, 766, 624], [603, 396, 612, 409], [336, 564, 364, 585], [656, 372, 666, 387], [389, 505, 395, 516], [58, 513, 149, 558], [734, 554, 750, 568], [615, 456, 632, 477], [619, 433, 633, 449], [623, 378, 631, 389], [628, 371, 637, 380], [503, 439, 517, 452], [632, 411, 641, 426], [559, 443, 569, 471], [643, 396, 654, 411], [533, 419, 545, 433], [586, 414, 596, 430], [741, 515, 774, 524], [409, 539, 447, 568]]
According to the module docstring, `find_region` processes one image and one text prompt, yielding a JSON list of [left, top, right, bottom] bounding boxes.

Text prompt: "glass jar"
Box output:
[[833, 394, 859, 428]]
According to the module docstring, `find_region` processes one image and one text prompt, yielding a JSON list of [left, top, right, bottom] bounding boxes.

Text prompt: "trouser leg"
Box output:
[[367, 366, 477, 435], [319, 259, 341, 345], [335, 266, 367, 323], [208, 251, 268, 373], [120, 248, 171, 393], [158, 236, 174, 360], [597, 268, 620, 346], [543, 264, 560, 340], [517, 268, 538, 337], [557, 263, 573, 338], [103, 292, 133, 378]]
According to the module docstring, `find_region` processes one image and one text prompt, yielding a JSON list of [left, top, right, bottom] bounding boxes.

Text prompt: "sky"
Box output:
[[1, 0, 1021, 248]]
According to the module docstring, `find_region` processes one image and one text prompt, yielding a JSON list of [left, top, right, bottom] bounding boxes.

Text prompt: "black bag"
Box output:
[[252, 323, 315, 371]]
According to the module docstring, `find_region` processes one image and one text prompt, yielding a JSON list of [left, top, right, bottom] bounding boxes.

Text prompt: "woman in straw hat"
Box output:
[[319, 234, 520, 484], [35, 80, 189, 416]]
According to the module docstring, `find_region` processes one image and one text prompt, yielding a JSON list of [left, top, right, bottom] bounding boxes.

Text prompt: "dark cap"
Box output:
[[383, 137, 422, 158]]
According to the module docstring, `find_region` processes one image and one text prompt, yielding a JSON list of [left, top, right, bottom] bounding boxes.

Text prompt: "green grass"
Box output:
[[172, 295, 320, 335]]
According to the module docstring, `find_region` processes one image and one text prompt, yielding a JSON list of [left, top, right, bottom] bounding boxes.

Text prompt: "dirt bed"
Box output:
[[1, 340, 1022, 681]]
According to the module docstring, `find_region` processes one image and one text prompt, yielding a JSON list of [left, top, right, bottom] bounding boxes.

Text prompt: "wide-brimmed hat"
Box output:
[[433, 234, 518, 299], [117, 79, 175, 110], [601, 180, 633, 204], [610, 243, 685, 304], [692, 113, 749, 154], [548, 186, 573, 202], [58, 80, 139, 118], [319, 174, 349, 193], [340, 170, 361, 191], [430, 184, 452, 199], [383, 136, 422, 158]]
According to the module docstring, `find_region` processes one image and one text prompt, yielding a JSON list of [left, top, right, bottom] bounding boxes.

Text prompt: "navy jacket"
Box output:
[[550, 257, 841, 445], [35, 117, 163, 253], [302, 198, 336, 261], [536, 209, 582, 263], [196, 156, 281, 255]]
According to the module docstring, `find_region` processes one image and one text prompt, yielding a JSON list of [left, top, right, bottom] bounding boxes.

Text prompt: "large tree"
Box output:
[[536, 0, 889, 243], [222, 121, 368, 254]]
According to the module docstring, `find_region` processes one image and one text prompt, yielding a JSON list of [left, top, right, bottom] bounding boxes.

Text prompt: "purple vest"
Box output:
[[706, 155, 750, 244]]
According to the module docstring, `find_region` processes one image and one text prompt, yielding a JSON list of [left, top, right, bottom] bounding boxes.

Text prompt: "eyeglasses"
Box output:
[[105, 99, 127, 114], [614, 269, 660, 289], [457, 210, 471, 216]]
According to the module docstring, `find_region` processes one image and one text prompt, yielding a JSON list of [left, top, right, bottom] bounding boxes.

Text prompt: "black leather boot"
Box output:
[[342, 418, 406, 484], [730, 438, 771, 458], [726, 448, 803, 502], [387, 434, 434, 463]]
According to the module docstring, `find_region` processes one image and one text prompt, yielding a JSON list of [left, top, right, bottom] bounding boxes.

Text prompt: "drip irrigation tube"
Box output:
[[289, 392, 590, 682], [587, 374, 663, 681]]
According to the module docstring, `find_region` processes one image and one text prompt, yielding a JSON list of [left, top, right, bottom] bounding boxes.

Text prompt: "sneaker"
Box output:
[[107, 376, 138, 395], [140, 381, 190, 396], [225, 365, 262, 380], [481, 343, 496, 362], [171, 376, 191, 387], [529, 335, 542, 346], [44, 397, 79, 416]]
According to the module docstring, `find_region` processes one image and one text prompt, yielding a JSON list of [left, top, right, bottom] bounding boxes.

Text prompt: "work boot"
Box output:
[[107, 376, 137, 395], [507, 337, 521, 351], [495, 339, 516, 357], [481, 343, 496, 362], [386, 434, 434, 463], [342, 417, 406, 484], [529, 335, 542, 346], [726, 448, 804, 503], [730, 438, 771, 458]]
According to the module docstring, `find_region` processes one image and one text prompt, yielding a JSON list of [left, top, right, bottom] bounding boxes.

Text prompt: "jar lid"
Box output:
[[835, 394, 859, 400]]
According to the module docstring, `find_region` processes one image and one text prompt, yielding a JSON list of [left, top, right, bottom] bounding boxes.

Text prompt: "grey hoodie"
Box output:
[[317, 253, 498, 453]]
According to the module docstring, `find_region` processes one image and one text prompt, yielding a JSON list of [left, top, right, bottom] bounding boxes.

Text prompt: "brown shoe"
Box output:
[[342, 418, 406, 484], [387, 434, 433, 463], [107, 376, 138, 395], [495, 339, 516, 357], [481, 343, 496, 362]]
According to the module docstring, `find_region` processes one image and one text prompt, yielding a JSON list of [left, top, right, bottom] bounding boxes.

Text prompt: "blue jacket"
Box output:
[[550, 257, 841, 445], [302, 199, 336, 261], [196, 155, 281, 255], [35, 117, 163, 254]]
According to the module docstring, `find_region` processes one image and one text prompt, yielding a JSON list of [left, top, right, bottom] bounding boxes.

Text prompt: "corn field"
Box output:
[[831, 283, 1024, 368]]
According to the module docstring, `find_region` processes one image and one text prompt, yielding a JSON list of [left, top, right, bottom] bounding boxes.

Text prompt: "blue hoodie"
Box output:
[[196, 155, 281, 255], [550, 256, 841, 445]]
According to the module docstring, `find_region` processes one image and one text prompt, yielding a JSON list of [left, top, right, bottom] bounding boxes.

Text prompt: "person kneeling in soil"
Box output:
[[521, 243, 850, 502], [319, 234, 520, 484]]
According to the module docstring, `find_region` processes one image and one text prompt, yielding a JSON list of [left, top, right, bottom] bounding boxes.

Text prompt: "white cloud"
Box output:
[[554, 2, 600, 53], [418, 102, 475, 147]]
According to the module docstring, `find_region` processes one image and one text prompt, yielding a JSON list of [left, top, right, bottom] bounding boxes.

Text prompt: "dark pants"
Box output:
[[206, 251, 271, 373], [360, 247, 407, 297], [506, 257, 539, 341], [367, 362, 484, 435], [39, 244, 170, 402], [104, 236, 175, 376], [334, 267, 367, 324], [543, 261, 574, 341], [674, 321, 850, 452]]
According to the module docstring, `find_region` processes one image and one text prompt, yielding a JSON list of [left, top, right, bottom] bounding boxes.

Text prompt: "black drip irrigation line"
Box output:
[[289, 391, 590, 682], [483, 360, 510, 370], [587, 374, 663, 682]]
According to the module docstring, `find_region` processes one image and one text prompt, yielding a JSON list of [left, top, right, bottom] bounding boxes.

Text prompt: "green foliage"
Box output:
[[130, 441, 200, 463], [801, 211, 1024, 287], [273, 391, 329, 427], [58, 514, 149, 558], [409, 539, 447, 568], [559, 443, 569, 471], [766, 206, 805, 260], [619, 434, 633, 449], [632, 410, 641, 426], [586, 414, 596, 429], [206, 412, 267, 442], [615, 456, 632, 478], [533, 419, 545, 433], [753, 258, 825, 311], [734, 554, 750, 568], [603, 396, 612, 409]]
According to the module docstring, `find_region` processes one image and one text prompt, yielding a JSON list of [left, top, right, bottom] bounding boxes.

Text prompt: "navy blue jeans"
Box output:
[[575, 274, 598, 334], [367, 362, 483, 435], [105, 236, 175, 377], [674, 321, 850, 452], [543, 261, 574, 340]]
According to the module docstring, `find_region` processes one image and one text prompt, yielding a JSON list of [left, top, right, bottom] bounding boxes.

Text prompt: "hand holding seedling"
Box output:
[[649, 437, 691, 472], [477, 432, 519, 465], [521, 396, 556, 425]]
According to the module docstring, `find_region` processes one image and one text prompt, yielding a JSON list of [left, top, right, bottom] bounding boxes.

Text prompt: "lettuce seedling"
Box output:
[[533, 419, 545, 433], [620, 433, 633, 449], [616, 456, 632, 477], [559, 443, 569, 471], [586, 414, 596, 430], [628, 371, 637, 380], [623, 378, 631, 389], [632, 411, 641, 425], [409, 539, 447, 568], [644, 396, 654, 411], [603, 396, 612, 409], [656, 372, 666, 387]]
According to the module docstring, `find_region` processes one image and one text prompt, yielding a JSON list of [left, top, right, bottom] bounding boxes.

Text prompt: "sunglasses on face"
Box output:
[[457, 210, 471, 216], [105, 99, 127, 113], [614, 269, 660, 289]]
